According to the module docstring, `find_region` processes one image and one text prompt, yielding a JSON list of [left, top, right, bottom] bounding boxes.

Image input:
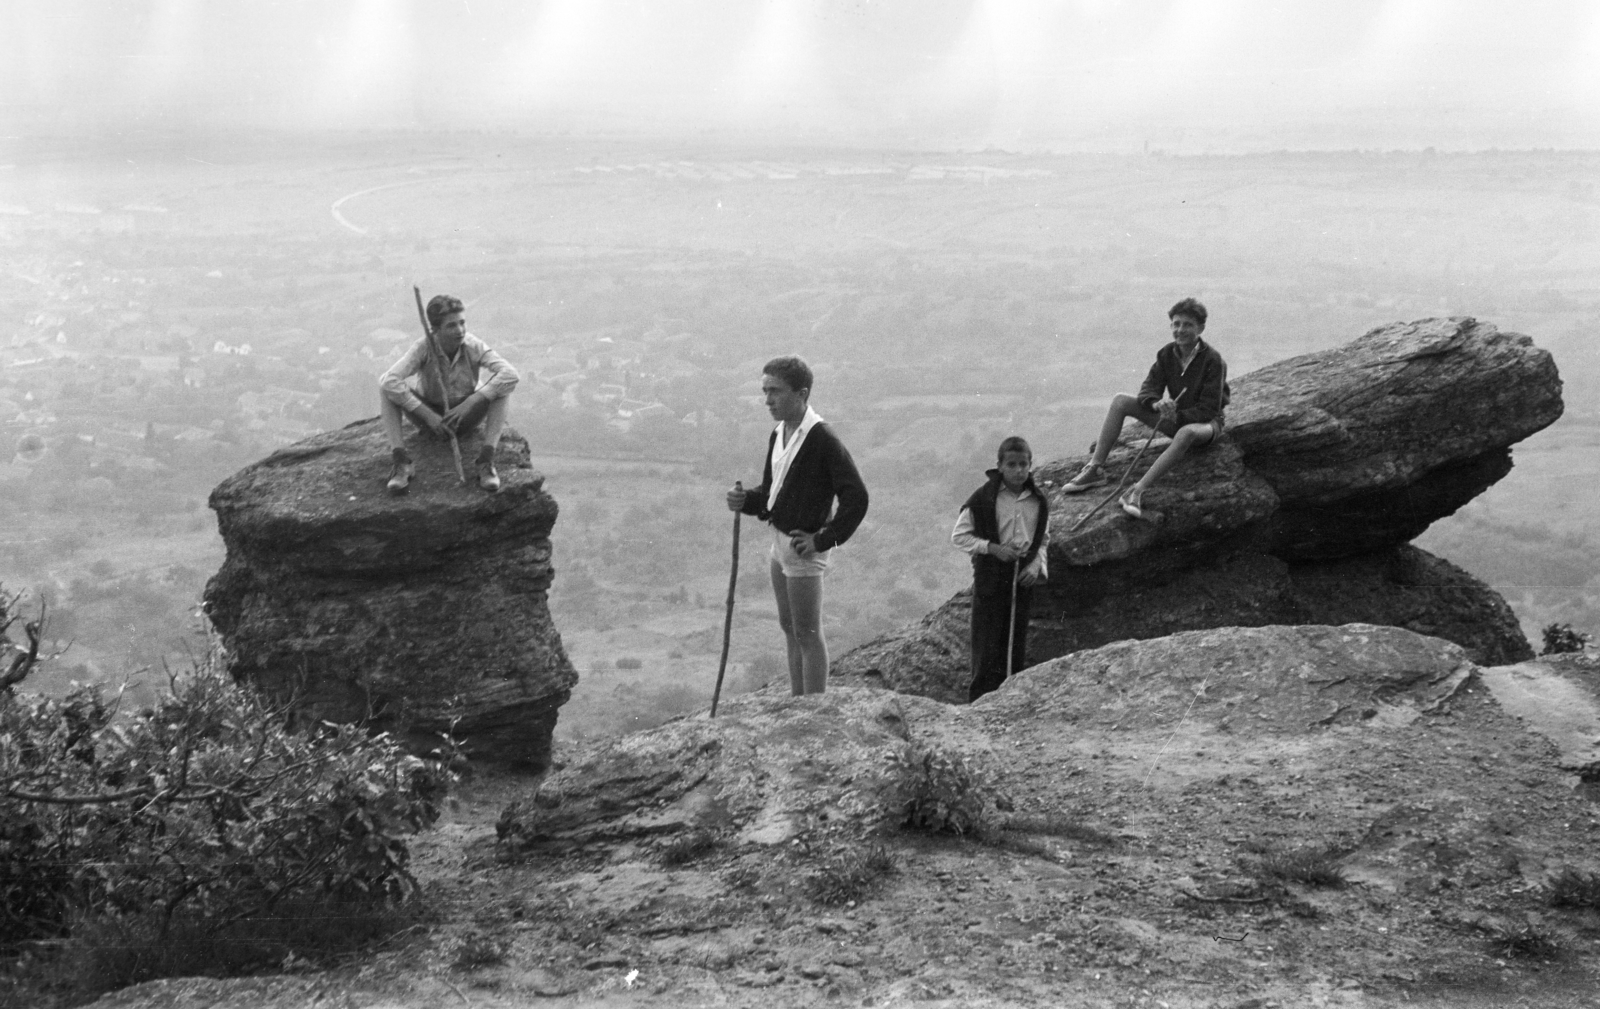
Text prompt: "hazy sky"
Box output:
[[4, 0, 1598, 150]]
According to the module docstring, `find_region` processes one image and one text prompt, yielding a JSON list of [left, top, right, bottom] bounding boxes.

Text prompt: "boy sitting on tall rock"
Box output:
[[379, 294, 520, 494], [1062, 297, 1230, 518]]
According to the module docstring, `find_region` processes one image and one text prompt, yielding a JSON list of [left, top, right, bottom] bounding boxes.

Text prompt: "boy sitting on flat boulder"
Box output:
[[1062, 297, 1230, 518]]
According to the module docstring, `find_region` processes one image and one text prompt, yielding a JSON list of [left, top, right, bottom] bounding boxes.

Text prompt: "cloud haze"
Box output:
[[3, 0, 1596, 150]]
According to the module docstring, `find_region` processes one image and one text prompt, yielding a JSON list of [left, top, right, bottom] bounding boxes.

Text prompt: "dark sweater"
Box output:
[[740, 422, 868, 551], [962, 470, 1049, 596], [1136, 339, 1230, 426]]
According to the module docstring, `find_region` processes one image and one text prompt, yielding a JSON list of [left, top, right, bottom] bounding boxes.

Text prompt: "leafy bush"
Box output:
[[884, 741, 1004, 836], [0, 623, 445, 996], [1541, 623, 1591, 656]]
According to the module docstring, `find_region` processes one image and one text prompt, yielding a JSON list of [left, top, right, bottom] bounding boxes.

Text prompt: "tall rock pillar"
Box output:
[[203, 419, 575, 770]]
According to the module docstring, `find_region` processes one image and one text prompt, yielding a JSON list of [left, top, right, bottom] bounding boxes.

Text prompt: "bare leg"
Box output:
[[785, 574, 828, 694], [1090, 394, 1160, 465], [771, 559, 805, 695], [1131, 422, 1215, 492], [379, 393, 407, 450]]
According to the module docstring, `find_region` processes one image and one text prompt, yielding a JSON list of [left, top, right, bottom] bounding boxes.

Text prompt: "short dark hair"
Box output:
[[762, 355, 813, 394], [997, 436, 1032, 464], [1168, 297, 1207, 326], [426, 294, 465, 327]]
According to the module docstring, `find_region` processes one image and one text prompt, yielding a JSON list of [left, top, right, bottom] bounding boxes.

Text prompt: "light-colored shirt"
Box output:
[[951, 484, 1049, 582], [767, 406, 824, 513], [379, 334, 520, 413]]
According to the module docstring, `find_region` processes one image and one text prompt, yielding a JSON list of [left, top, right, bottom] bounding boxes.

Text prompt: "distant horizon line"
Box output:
[[1, 126, 1598, 160]]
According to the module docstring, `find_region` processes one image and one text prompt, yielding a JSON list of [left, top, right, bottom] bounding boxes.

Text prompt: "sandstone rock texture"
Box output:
[[204, 418, 576, 769], [836, 318, 1562, 703]]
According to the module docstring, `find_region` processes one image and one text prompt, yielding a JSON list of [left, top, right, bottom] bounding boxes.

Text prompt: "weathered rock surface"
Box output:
[[836, 318, 1559, 702], [496, 689, 955, 851], [204, 418, 576, 769]]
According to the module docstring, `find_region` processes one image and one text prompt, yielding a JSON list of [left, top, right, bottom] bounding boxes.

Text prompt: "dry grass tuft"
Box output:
[[805, 843, 897, 906]]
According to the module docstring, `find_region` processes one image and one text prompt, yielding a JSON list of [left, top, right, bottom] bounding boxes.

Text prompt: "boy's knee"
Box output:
[[1111, 393, 1140, 413]]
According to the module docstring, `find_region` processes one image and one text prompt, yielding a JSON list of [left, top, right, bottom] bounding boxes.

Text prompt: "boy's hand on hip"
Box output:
[[791, 532, 817, 558]]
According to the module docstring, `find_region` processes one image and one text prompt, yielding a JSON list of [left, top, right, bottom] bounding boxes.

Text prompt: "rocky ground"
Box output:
[[91, 629, 1600, 1009]]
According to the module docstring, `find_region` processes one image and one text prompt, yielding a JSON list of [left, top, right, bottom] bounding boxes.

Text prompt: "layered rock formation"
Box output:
[[837, 318, 1562, 704], [204, 418, 575, 769]]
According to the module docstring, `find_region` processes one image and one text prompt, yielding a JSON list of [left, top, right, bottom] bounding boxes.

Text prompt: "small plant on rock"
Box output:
[[1547, 867, 1600, 910], [884, 741, 1002, 836], [1489, 922, 1561, 960], [805, 843, 897, 906], [1247, 847, 1348, 889], [659, 829, 719, 867]]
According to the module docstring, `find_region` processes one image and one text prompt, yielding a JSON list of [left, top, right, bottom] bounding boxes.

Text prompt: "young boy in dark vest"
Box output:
[[952, 436, 1050, 702]]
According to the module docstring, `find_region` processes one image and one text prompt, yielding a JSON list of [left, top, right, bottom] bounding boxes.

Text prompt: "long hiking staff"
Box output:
[[1005, 559, 1020, 679], [412, 285, 466, 484], [1068, 388, 1188, 534], [711, 481, 742, 718]]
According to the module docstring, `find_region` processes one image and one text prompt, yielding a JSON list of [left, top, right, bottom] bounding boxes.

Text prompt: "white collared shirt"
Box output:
[[767, 406, 824, 512]]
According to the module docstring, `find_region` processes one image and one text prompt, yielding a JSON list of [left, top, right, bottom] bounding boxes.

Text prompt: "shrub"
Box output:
[[1541, 623, 1591, 656], [884, 741, 1002, 836], [0, 630, 445, 998]]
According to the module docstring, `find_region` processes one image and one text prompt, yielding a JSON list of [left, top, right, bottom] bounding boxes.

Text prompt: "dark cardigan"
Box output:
[[740, 422, 868, 551], [1136, 339, 1230, 426], [961, 470, 1049, 596]]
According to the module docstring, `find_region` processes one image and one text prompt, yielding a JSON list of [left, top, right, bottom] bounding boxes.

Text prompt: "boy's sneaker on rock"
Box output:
[[1119, 486, 1144, 519], [386, 448, 414, 495], [1062, 463, 1107, 493], [475, 446, 500, 492]]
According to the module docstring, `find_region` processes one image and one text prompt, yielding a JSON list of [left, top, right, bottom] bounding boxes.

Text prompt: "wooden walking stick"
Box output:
[[711, 481, 742, 718], [412, 285, 466, 484], [1005, 558, 1020, 680]]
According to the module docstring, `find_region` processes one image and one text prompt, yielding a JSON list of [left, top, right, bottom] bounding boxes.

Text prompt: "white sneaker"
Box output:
[[1062, 463, 1108, 494], [1119, 487, 1144, 519]]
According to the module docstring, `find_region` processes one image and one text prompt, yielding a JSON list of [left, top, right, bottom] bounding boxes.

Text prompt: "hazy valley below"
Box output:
[[2, 133, 1595, 735]]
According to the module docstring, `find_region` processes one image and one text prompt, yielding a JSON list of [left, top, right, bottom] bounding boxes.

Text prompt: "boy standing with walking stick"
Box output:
[[726, 356, 868, 696], [953, 436, 1049, 702]]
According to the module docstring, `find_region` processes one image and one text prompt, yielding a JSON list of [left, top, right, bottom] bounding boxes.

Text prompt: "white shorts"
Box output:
[[770, 526, 831, 578]]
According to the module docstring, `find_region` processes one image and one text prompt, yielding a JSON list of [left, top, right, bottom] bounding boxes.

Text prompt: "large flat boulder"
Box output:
[[204, 418, 576, 769], [836, 318, 1559, 703]]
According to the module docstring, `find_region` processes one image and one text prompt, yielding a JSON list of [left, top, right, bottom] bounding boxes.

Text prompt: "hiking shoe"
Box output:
[[1062, 462, 1108, 493], [475, 445, 500, 493], [1119, 486, 1144, 520], [386, 448, 414, 495]]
